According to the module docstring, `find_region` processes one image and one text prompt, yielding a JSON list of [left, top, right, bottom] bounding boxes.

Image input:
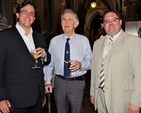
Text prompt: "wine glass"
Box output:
[[30, 49, 40, 69]]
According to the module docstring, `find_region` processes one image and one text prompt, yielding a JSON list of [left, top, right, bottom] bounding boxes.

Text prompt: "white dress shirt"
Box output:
[[16, 22, 35, 52]]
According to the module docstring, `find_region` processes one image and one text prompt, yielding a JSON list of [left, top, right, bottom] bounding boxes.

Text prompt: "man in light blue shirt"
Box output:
[[44, 9, 92, 113]]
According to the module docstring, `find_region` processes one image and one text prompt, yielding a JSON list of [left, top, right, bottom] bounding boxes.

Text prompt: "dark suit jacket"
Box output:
[[0, 27, 51, 108]]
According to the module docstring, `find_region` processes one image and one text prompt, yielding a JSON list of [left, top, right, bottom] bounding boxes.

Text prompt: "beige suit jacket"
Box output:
[[90, 30, 141, 113]]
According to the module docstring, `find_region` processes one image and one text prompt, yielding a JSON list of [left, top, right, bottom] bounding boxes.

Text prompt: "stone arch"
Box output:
[[84, 9, 104, 39], [136, 3, 141, 20]]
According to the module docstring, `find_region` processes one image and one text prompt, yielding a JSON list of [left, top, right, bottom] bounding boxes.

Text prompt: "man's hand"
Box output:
[[36, 47, 47, 58], [45, 84, 52, 94], [128, 103, 140, 113], [0, 100, 11, 113], [90, 96, 94, 104], [69, 60, 81, 72]]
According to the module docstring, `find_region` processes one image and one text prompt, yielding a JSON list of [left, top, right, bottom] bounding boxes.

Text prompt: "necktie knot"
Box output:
[[67, 38, 70, 42], [109, 37, 113, 45]]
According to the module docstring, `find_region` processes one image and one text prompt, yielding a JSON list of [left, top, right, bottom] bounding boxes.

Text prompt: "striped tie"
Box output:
[[100, 37, 113, 90], [100, 60, 105, 89]]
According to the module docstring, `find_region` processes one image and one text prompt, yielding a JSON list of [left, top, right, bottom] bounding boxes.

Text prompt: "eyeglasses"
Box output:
[[103, 18, 119, 24], [20, 10, 35, 17]]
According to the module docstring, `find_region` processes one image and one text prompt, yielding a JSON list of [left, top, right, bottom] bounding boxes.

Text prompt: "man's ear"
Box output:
[[101, 23, 104, 28], [16, 13, 19, 19], [33, 17, 36, 22], [120, 19, 122, 26], [74, 21, 79, 28]]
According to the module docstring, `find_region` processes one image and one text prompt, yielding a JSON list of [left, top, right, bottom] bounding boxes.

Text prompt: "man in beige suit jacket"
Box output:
[[90, 10, 141, 113]]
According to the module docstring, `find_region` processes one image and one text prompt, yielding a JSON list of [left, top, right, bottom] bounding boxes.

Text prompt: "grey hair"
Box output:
[[61, 9, 79, 22]]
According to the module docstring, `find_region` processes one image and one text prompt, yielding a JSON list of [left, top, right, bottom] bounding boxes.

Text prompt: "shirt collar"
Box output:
[[16, 22, 33, 36], [106, 29, 122, 42], [63, 33, 75, 40]]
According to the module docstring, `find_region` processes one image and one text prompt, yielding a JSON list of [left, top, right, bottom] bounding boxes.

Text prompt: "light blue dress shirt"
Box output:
[[44, 33, 92, 84]]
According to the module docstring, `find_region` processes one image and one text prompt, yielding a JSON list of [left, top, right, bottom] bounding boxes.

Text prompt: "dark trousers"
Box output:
[[12, 93, 42, 113], [54, 76, 85, 113]]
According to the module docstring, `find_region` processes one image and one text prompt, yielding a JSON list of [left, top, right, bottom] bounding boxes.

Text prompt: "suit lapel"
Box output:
[[11, 27, 30, 54], [105, 30, 125, 58], [32, 31, 38, 48], [99, 37, 105, 64], [11, 27, 40, 53]]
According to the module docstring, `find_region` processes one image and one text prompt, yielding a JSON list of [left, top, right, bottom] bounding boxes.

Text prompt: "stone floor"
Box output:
[[42, 70, 98, 113]]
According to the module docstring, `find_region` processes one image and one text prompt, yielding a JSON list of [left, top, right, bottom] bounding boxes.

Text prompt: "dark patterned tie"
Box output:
[[64, 38, 70, 79]]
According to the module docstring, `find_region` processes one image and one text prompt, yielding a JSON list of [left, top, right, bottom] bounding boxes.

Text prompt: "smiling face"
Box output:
[[61, 13, 79, 37], [16, 4, 35, 30], [102, 12, 122, 36]]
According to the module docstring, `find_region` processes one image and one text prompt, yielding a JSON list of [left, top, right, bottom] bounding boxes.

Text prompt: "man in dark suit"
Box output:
[[0, 1, 50, 113]]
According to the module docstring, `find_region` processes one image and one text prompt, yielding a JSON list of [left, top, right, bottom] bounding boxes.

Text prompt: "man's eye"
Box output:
[[68, 19, 72, 21]]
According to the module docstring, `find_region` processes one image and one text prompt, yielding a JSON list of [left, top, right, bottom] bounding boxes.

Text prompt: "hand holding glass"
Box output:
[[31, 49, 40, 69]]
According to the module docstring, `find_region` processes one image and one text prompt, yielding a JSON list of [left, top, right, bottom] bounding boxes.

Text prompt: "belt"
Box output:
[[56, 75, 84, 81]]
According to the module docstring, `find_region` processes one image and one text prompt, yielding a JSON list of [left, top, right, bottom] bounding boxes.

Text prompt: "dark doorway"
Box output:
[[89, 14, 105, 48], [137, 4, 141, 20]]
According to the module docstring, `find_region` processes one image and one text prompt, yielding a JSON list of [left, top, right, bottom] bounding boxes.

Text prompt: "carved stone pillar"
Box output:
[[61, 0, 66, 13], [0, 0, 7, 27]]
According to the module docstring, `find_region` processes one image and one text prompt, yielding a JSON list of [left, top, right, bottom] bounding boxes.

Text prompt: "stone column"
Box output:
[[61, 0, 66, 13], [0, 0, 7, 27]]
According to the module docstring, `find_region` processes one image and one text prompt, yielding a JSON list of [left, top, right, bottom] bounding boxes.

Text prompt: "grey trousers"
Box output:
[[54, 76, 85, 113]]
